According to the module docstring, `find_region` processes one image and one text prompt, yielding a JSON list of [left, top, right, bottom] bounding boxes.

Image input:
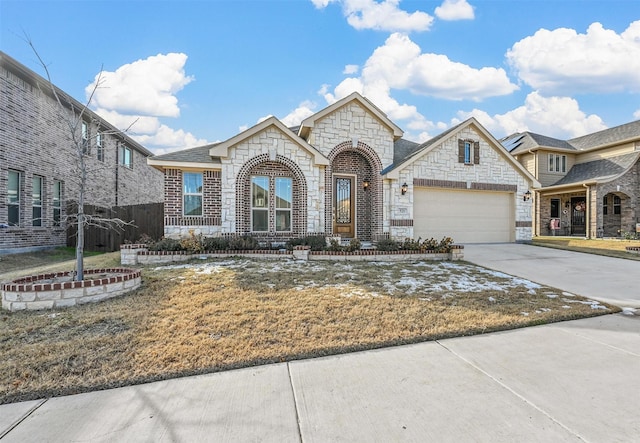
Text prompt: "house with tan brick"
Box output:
[[0, 51, 164, 253], [503, 122, 640, 238], [149, 93, 537, 244]]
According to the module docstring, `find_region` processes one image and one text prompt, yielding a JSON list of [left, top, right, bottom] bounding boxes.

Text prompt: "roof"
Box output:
[[550, 152, 640, 187], [151, 143, 222, 164], [0, 51, 154, 158], [569, 120, 640, 150], [505, 132, 575, 155]]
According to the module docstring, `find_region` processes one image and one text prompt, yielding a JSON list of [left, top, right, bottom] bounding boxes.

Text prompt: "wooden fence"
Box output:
[[66, 202, 164, 252]]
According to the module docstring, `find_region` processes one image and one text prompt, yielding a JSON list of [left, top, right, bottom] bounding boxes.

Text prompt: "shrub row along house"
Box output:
[[148, 92, 538, 244], [504, 123, 640, 238], [0, 51, 163, 253]]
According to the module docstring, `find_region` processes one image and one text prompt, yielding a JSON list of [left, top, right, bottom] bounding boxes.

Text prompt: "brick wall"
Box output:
[[0, 57, 163, 251]]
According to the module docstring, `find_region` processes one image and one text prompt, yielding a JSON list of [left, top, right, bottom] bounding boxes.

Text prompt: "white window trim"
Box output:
[[275, 177, 292, 232], [119, 144, 132, 168], [8, 170, 20, 227], [548, 153, 567, 173], [182, 172, 203, 217], [251, 176, 269, 232], [32, 175, 43, 227]]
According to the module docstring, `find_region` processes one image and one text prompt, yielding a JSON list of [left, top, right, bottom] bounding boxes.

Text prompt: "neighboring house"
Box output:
[[149, 92, 537, 244], [503, 122, 640, 238], [0, 51, 164, 253]]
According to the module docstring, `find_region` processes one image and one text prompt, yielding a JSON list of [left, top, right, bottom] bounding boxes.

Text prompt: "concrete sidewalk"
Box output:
[[2, 314, 639, 442], [463, 243, 640, 309]]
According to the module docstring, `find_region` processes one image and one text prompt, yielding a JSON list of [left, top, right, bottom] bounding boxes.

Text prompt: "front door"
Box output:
[[333, 175, 355, 238], [571, 197, 586, 236]]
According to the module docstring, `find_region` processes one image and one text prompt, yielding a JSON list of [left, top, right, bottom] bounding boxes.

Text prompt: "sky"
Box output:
[[2, 0, 640, 155]]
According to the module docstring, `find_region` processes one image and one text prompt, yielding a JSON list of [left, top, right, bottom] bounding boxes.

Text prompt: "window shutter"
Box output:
[[458, 139, 465, 163], [473, 141, 480, 164]]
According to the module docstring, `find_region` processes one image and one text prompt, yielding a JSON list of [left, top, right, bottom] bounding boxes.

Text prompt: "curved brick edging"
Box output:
[[626, 246, 640, 255], [1, 268, 141, 312]]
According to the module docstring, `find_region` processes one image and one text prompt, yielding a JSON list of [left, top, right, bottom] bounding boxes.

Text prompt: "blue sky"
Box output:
[[2, 0, 639, 154]]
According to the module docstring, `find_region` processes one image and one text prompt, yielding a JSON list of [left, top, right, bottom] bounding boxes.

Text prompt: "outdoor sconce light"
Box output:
[[401, 182, 408, 195], [363, 179, 370, 191], [523, 190, 532, 201]]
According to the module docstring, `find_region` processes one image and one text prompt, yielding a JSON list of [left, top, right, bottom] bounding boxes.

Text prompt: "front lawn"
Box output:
[[0, 257, 618, 404], [532, 237, 640, 260]]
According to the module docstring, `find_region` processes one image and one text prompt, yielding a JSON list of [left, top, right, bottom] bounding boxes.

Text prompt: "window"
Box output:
[[96, 130, 104, 161], [550, 198, 560, 218], [32, 175, 43, 227], [8, 170, 20, 226], [548, 154, 567, 173], [602, 196, 608, 215], [183, 172, 203, 216], [613, 195, 621, 215], [458, 139, 479, 165], [81, 120, 89, 154], [275, 177, 292, 231], [251, 176, 269, 232], [53, 181, 62, 226], [119, 144, 132, 168]]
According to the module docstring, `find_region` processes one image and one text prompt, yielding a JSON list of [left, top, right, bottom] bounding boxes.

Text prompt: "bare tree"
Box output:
[[26, 38, 134, 280]]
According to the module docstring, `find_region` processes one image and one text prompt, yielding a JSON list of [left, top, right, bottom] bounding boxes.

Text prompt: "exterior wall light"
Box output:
[[523, 190, 532, 201], [363, 179, 370, 190], [401, 182, 408, 195]]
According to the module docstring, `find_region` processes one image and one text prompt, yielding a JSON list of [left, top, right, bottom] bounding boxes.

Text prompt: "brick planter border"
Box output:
[[626, 246, 640, 255], [1, 268, 141, 312]]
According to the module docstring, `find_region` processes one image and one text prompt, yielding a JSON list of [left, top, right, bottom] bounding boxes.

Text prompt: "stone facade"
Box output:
[[152, 93, 535, 244], [0, 52, 163, 252]]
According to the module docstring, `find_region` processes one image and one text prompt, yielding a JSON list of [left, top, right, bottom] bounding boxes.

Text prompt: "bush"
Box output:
[[202, 236, 230, 251], [148, 237, 183, 252], [287, 235, 327, 251], [179, 232, 205, 254], [327, 238, 344, 252], [346, 238, 361, 252], [228, 235, 259, 250], [376, 238, 400, 251]]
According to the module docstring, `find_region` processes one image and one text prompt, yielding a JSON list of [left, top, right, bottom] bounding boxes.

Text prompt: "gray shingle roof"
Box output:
[[551, 152, 640, 186], [152, 143, 222, 164], [568, 120, 640, 150], [505, 132, 574, 155]]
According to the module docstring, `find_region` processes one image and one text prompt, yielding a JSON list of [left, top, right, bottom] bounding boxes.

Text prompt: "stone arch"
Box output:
[[236, 154, 308, 238], [325, 141, 383, 240]]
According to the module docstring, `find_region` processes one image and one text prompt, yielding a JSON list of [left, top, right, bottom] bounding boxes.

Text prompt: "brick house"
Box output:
[[149, 92, 537, 244], [0, 51, 164, 252], [503, 121, 640, 238]]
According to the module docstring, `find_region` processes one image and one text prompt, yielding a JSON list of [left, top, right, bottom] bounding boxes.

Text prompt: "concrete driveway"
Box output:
[[463, 243, 640, 309]]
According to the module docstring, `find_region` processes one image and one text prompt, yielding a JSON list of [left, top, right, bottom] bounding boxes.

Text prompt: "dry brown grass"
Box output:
[[533, 237, 640, 260], [0, 258, 618, 404]]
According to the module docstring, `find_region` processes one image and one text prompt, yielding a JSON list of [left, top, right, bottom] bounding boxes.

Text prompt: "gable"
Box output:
[[210, 116, 329, 166], [384, 118, 539, 187]]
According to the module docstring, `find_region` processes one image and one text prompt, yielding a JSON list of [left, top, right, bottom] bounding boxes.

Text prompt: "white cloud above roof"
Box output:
[[507, 21, 640, 94], [87, 53, 193, 117], [312, 0, 434, 32], [434, 0, 475, 21], [456, 91, 606, 139], [87, 53, 207, 153]]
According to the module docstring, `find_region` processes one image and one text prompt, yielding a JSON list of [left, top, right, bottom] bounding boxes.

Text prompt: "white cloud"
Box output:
[[343, 64, 359, 74], [280, 101, 318, 127], [507, 21, 640, 94], [363, 33, 518, 101], [434, 0, 474, 21], [87, 53, 193, 117], [634, 109, 640, 119], [312, 0, 434, 32], [87, 53, 209, 153], [455, 92, 607, 139]]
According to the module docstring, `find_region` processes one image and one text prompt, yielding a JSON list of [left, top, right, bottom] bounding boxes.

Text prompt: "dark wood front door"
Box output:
[[333, 175, 355, 238], [571, 197, 586, 235]]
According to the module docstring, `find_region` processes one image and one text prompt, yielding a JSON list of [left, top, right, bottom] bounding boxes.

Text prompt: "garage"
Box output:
[[414, 188, 514, 243]]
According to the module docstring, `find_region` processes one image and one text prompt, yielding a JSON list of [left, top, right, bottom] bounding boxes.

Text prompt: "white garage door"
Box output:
[[414, 189, 514, 243]]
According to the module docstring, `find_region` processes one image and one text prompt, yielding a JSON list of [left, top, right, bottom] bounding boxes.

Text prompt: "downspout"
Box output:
[[115, 141, 120, 206], [583, 183, 590, 239], [529, 149, 538, 237]]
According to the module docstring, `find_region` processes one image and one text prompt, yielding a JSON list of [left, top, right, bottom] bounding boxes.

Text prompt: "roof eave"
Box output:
[[147, 158, 222, 171]]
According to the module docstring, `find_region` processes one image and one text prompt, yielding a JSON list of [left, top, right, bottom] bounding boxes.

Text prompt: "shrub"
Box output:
[[401, 237, 422, 251], [148, 237, 183, 252], [376, 238, 400, 251], [228, 235, 259, 250], [179, 232, 205, 254], [202, 236, 230, 251], [346, 238, 361, 252], [327, 238, 344, 252], [287, 235, 327, 251]]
